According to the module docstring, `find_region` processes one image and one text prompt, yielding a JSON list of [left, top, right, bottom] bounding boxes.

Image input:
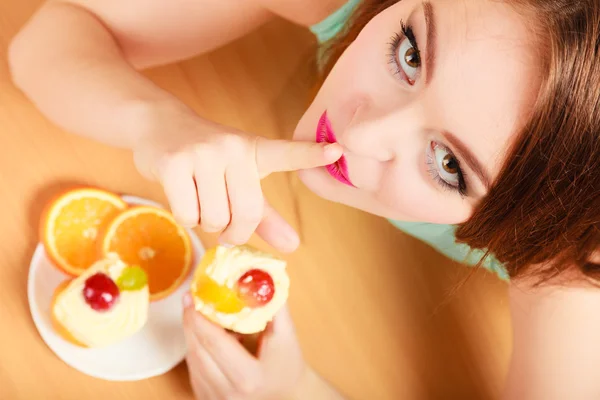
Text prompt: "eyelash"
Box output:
[[387, 22, 467, 197], [387, 21, 421, 84], [426, 143, 468, 197]]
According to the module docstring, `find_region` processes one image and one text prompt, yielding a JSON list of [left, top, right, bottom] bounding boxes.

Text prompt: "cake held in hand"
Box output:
[[51, 254, 150, 348], [191, 245, 289, 334]]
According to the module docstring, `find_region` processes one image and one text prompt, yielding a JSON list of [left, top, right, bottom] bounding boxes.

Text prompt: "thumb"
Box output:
[[256, 137, 343, 178], [257, 305, 300, 360], [182, 293, 198, 347], [255, 201, 300, 253]]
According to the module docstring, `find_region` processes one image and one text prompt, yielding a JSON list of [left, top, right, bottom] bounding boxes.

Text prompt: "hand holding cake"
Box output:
[[191, 245, 290, 334], [182, 292, 304, 400]]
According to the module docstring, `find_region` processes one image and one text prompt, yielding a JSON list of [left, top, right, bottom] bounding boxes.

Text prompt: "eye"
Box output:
[[433, 144, 460, 187], [426, 142, 467, 196], [388, 22, 421, 85], [396, 36, 420, 83]]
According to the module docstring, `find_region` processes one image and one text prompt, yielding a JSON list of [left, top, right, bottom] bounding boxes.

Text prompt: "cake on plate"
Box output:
[[51, 254, 150, 348]]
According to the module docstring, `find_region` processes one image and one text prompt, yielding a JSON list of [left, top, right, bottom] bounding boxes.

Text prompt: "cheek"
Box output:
[[309, 13, 404, 114], [296, 3, 417, 142], [333, 28, 398, 104], [376, 163, 473, 224], [295, 168, 348, 205]]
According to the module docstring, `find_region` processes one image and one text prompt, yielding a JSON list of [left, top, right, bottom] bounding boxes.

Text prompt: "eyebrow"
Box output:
[[423, 2, 437, 84], [420, 4, 489, 191], [442, 131, 492, 190]]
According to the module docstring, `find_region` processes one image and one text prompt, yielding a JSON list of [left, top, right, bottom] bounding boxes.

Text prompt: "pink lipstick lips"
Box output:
[[316, 111, 354, 187]]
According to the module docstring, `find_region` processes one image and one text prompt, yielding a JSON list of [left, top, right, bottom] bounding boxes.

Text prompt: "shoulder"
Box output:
[[506, 281, 600, 396], [258, 0, 352, 26]]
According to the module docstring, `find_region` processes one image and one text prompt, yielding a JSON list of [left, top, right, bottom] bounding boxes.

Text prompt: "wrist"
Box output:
[[125, 97, 194, 150], [126, 98, 198, 180], [289, 366, 346, 400]]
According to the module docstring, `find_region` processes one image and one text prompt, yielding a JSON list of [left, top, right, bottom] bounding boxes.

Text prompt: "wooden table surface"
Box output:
[[0, 1, 512, 399]]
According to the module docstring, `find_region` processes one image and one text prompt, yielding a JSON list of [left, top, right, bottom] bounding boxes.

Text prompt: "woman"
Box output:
[[8, 0, 600, 398]]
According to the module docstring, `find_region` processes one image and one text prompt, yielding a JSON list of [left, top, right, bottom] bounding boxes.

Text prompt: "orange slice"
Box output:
[[99, 206, 192, 301], [41, 188, 128, 276]]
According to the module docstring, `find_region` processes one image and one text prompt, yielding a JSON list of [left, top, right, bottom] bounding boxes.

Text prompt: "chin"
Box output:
[[297, 169, 339, 203], [297, 169, 407, 221], [293, 105, 319, 142], [292, 127, 310, 142], [297, 169, 323, 194]]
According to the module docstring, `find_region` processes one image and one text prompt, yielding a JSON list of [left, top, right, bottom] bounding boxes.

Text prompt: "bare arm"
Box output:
[[504, 281, 600, 399], [8, 0, 277, 149], [8, 0, 349, 251], [8, 0, 348, 150], [292, 367, 348, 400]]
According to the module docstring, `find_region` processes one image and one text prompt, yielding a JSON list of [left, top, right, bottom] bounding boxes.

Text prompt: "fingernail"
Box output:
[[175, 216, 196, 229], [183, 293, 193, 308], [218, 237, 234, 248], [323, 143, 342, 160], [282, 225, 300, 247]]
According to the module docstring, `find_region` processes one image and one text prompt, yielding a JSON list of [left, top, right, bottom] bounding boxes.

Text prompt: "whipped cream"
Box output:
[[192, 246, 289, 334], [52, 254, 149, 348]]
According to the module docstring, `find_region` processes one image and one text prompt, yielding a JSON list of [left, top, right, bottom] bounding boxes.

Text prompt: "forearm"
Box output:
[[290, 367, 347, 400], [8, 1, 185, 149]]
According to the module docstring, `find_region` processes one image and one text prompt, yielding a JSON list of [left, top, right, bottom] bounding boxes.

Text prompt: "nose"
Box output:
[[338, 101, 426, 192], [340, 100, 425, 162]]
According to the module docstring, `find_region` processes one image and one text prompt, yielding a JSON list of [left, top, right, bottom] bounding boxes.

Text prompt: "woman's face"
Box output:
[[294, 0, 541, 224]]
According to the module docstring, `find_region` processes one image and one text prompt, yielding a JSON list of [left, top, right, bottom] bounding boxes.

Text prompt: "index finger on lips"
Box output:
[[255, 137, 343, 178]]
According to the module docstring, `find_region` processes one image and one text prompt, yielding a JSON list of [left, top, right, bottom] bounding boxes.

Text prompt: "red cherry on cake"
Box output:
[[236, 269, 275, 308], [83, 273, 120, 311]]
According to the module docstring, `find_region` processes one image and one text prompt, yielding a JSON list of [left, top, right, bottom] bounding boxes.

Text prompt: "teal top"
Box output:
[[309, 1, 509, 281], [309, 0, 361, 43]]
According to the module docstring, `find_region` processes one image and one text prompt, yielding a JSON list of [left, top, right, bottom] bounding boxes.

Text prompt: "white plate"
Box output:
[[27, 194, 204, 381]]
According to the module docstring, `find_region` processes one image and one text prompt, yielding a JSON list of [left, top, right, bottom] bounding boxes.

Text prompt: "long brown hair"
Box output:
[[319, 0, 600, 283]]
